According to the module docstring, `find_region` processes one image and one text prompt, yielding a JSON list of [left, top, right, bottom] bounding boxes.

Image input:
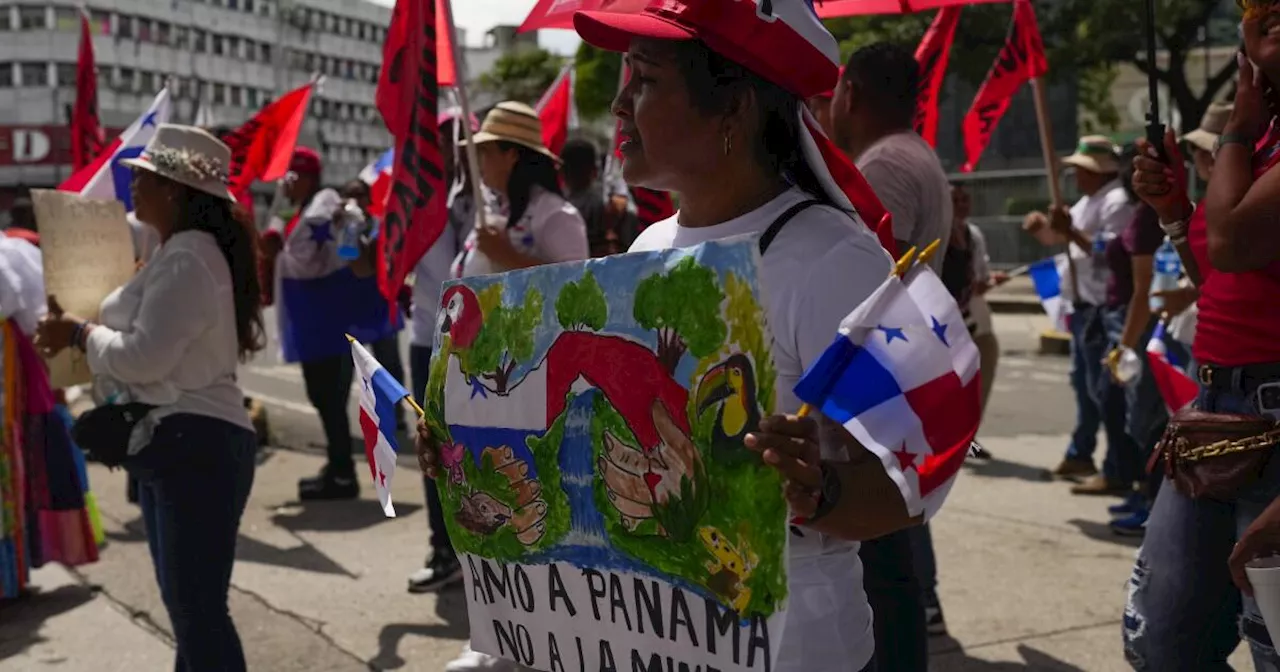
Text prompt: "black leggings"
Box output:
[[300, 335, 406, 476]]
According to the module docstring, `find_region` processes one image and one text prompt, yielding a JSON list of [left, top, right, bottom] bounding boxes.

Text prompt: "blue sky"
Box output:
[[369, 0, 584, 55]]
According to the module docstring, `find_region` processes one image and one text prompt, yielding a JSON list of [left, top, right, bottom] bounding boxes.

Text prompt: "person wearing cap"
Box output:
[[270, 146, 406, 501], [831, 43, 952, 275], [418, 2, 920, 670], [34, 124, 264, 671], [451, 101, 590, 278], [1025, 136, 1141, 496]]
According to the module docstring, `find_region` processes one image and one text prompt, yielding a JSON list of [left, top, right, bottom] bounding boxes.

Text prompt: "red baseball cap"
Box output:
[[574, 0, 841, 99], [290, 147, 322, 176]]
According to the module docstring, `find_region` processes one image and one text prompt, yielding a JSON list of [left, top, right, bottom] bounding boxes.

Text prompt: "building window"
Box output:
[[0, 64, 13, 88], [356, 22, 365, 40], [323, 13, 334, 32], [54, 7, 78, 32], [116, 66, 134, 90], [96, 69, 109, 92], [137, 18, 152, 42], [246, 88, 258, 108], [18, 6, 47, 30], [193, 29, 206, 52], [212, 82, 225, 104], [228, 36, 240, 58], [56, 62, 76, 86], [245, 0, 255, 12], [260, 43, 272, 63], [0, 11, 11, 31], [227, 0, 238, 10], [18, 62, 47, 86], [117, 14, 133, 38], [174, 26, 188, 49], [89, 9, 110, 34], [244, 39, 257, 62], [140, 71, 155, 92], [212, 35, 224, 56], [259, 0, 271, 17], [230, 85, 242, 106], [305, 53, 316, 72], [343, 60, 353, 79], [157, 21, 170, 45]]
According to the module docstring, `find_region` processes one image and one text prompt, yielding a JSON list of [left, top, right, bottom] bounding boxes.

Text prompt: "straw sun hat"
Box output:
[[120, 123, 235, 200], [1061, 135, 1121, 175], [461, 101, 559, 162], [1181, 102, 1233, 153]]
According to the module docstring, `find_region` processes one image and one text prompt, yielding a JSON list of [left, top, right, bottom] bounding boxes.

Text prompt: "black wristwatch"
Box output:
[[808, 463, 842, 523]]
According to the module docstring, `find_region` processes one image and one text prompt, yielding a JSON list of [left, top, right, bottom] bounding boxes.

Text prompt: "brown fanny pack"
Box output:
[[1154, 408, 1280, 501]]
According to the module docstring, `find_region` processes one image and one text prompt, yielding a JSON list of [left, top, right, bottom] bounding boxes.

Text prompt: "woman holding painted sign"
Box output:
[[419, 1, 921, 669]]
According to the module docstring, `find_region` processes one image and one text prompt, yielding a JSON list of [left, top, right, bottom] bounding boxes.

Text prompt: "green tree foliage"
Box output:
[[478, 48, 567, 106], [458, 287, 545, 394], [574, 43, 624, 120], [825, 1, 1237, 134], [633, 257, 727, 375], [555, 270, 608, 331]]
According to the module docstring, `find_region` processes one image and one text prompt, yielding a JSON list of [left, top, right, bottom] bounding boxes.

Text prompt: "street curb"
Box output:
[[988, 297, 1045, 314], [1039, 330, 1071, 357]]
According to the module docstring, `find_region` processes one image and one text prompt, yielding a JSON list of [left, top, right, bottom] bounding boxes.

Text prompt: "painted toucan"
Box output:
[[695, 354, 761, 452]]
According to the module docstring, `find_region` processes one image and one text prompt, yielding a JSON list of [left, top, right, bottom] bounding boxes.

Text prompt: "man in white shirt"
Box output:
[[830, 42, 952, 274], [828, 41, 953, 671], [1025, 136, 1137, 495]]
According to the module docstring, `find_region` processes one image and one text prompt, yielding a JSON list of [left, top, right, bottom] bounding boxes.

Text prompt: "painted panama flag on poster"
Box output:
[[426, 237, 787, 672]]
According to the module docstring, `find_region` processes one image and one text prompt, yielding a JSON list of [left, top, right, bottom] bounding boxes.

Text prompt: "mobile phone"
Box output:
[[1257, 381, 1280, 421]]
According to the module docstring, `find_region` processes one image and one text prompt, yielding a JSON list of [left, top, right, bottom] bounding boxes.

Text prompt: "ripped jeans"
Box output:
[[1123, 380, 1280, 671]]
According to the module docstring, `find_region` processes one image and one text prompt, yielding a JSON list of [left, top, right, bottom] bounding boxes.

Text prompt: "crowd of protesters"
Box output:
[[6, 1, 1280, 671]]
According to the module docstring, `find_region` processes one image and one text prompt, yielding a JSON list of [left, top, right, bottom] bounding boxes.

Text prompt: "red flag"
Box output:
[[913, 7, 961, 148], [375, 0, 447, 305], [221, 82, 314, 208], [959, 0, 1047, 172], [71, 10, 104, 171], [536, 65, 574, 156], [818, 0, 1008, 18]]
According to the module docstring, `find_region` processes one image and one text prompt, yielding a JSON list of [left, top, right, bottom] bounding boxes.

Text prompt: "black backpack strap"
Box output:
[[759, 199, 821, 255]]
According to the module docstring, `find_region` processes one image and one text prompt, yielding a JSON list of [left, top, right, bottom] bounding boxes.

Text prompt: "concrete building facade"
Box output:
[[0, 0, 394, 209]]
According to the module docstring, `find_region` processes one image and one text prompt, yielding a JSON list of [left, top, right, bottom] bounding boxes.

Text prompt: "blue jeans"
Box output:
[[1123, 378, 1280, 671], [1066, 304, 1139, 484], [410, 344, 452, 553], [131, 414, 258, 672]]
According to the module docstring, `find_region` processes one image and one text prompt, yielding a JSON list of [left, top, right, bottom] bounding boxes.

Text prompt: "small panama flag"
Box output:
[[348, 335, 411, 517]]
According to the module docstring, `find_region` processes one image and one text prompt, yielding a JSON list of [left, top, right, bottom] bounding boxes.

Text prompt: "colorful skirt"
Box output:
[[0, 319, 99, 599]]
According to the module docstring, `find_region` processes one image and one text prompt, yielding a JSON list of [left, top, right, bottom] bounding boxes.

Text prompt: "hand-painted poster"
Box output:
[[427, 237, 787, 672]]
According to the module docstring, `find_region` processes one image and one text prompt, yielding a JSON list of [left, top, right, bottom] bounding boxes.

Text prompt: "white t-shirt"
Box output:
[[1057, 178, 1135, 306], [966, 223, 994, 337], [452, 185, 590, 279], [0, 236, 45, 336], [856, 131, 952, 274], [86, 230, 250, 432], [630, 187, 893, 672], [410, 186, 474, 347]]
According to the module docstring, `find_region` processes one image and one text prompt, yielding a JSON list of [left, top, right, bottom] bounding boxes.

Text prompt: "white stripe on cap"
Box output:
[[758, 0, 840, 68]]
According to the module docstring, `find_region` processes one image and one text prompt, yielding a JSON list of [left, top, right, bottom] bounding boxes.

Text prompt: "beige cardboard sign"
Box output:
[[32, 189, 135, 388]]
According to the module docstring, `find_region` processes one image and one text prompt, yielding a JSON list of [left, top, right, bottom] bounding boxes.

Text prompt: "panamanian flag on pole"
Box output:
[[1146, 319, 1198, 414], [59, 88, 173, 209], [1028, 255, 1070, 332], [793, 266, 980, 520], [351, 337, 411, 517]]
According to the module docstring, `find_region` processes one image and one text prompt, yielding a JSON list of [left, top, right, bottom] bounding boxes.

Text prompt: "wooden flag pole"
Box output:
[[440, 0, 488, 232], [1029, 76, 1079, 306]]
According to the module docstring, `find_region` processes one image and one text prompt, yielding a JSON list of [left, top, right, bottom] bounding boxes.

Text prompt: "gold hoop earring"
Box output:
[[723, 134, 732, 156]]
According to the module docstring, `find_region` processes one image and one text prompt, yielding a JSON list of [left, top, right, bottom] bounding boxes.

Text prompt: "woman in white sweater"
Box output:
[[35, 124, 264, 672]]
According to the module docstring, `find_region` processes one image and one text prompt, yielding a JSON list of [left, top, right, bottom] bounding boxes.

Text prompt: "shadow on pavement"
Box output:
[[963, 457, 1055, 483], [1066, 518, 1143, 549], [105, 516, 148, 545], [931, 642, 1087, 671], [235, 532, 358, 578], [269, 500, 423, 533], [368, 584, 470, 669], [0, 583, 96, 659]]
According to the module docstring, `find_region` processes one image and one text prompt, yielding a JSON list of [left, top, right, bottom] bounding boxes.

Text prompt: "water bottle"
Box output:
[[1114, 347, 1143, 385], [1149, 238, 1182, 314], [336, 200, 366, 261]]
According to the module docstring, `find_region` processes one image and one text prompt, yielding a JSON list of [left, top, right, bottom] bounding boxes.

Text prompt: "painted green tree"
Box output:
[[555, 271, 608, 331], [633, 257, 727, 375], [458, 288, 544, 395]]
